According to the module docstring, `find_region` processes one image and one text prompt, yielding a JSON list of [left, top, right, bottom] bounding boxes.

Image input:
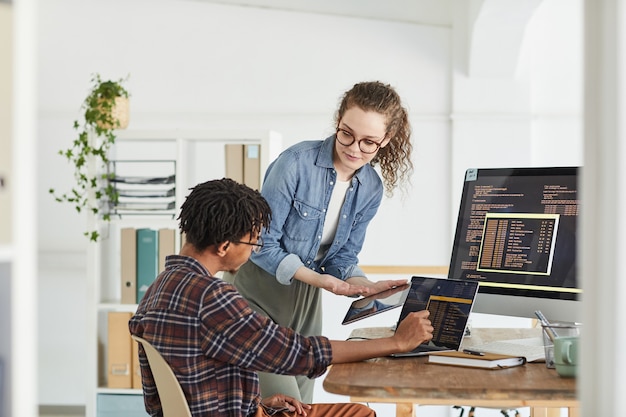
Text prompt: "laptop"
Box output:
[[343, 276, 479, 357]]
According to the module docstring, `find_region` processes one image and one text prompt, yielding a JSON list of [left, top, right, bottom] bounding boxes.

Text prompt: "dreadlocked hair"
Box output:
[[177, 178, 272, 252], [335, 81, 413, 197]]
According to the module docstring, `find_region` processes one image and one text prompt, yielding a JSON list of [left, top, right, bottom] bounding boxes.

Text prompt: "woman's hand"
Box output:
[[294, 268, 410, 297], [293, 267, 371, 296], [346, 276, 408, 294], [319, 274, 371, 296], [261, 394, 312, 416]]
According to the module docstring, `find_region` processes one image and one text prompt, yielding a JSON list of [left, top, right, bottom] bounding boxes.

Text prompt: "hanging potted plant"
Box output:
[[49, 73, 130, 241]]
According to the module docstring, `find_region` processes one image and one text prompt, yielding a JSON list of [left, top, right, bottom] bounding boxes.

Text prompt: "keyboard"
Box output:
[[469, 337, 546, 362]]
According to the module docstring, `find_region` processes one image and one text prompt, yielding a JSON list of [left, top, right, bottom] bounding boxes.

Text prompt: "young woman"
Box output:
[[225, 81, 414, 403]]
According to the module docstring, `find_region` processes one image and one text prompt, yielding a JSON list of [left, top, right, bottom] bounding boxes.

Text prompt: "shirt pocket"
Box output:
[[284, 199, 324, 241], [351, 212, 364, 228]]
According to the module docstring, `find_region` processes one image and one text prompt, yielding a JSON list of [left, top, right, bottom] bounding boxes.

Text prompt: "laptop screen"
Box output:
[[398, 276, 479, 350]]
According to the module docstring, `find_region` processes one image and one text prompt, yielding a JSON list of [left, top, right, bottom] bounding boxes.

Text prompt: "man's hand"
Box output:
[[393, 310, 434, 352], [261, 394, 312, 416]]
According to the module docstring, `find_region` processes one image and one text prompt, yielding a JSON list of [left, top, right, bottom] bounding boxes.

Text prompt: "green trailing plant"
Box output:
[[49, 74, 130, 242]]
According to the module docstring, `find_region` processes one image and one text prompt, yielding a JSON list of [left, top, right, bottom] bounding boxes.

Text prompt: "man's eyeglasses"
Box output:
[[335, 128, 384, 154], [233, 237, 264, 253]]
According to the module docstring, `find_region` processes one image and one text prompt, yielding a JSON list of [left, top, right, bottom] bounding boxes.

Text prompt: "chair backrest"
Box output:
[[132, 335, 192, 417]]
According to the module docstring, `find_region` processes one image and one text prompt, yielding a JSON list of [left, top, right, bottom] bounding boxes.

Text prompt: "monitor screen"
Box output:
[[448, 167, 581, 322]]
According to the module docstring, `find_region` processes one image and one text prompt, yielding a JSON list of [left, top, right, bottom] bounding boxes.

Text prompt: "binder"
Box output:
[[243, 144, 260, 190], [107, 312, 133, 388], [136, 228, 159, 303], [120, 228, 137, 304], [158, 228, 176, 273], [225, 144, 244, 184]]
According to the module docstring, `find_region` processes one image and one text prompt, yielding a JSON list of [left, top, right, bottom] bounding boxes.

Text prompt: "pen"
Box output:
[[463, 349, 485, 356], [534, 310, 557, 342]]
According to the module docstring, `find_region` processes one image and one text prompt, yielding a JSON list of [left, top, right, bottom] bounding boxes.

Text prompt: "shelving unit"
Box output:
[[85, 129, 281, 417]]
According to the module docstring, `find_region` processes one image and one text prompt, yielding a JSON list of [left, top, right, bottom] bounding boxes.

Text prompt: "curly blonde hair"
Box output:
[[334, 81, 413, 196]]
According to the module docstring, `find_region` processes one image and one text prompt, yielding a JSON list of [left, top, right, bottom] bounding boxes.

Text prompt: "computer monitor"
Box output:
[[448, 167, 581, 323]]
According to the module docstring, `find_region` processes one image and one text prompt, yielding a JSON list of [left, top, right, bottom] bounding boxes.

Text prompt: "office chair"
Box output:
[[131, 335, 192, 417]]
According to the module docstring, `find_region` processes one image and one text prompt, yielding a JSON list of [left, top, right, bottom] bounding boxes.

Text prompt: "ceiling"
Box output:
[[193, 0, 453, 26]]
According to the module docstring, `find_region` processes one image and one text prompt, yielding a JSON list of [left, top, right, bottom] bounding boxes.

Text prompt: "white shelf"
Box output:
[[85, 129, 282, 417], [98, 303, 138, 312], [96, 388, 143, 395]]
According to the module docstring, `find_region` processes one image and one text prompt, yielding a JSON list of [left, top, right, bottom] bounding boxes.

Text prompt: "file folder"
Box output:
[[136, 228, 158, 303], [120, 228, 137, 304], [225, 144, 244, 184], [243, 144, 260, 190], [158, 228, 176, 273]]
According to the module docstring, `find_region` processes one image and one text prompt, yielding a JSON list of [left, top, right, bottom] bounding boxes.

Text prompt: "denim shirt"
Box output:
[[250, 136, 383, 285]]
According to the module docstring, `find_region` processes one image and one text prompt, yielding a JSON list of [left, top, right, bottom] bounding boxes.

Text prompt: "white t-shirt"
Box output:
[[315, 179, 351, 261]]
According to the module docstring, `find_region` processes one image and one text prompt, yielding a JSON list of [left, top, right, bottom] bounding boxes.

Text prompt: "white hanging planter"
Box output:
[[97, 96, 130, 130]]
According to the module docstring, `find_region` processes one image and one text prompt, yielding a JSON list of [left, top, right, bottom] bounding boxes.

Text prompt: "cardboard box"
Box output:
[[131, 338, 142, 389], [107, 312, 133, 388]]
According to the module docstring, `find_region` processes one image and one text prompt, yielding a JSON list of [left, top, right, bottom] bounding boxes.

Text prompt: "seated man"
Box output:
[[129, 178, 433, 417]]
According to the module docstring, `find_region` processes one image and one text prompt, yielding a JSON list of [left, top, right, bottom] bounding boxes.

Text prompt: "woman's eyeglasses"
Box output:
[[335, 128, 384, 154]]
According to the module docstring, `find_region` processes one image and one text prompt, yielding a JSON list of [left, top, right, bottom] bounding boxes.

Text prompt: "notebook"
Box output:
[[343, 276, 480, 357]]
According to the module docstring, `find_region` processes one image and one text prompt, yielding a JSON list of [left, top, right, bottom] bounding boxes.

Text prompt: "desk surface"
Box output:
[[323, 328, 578, 409]]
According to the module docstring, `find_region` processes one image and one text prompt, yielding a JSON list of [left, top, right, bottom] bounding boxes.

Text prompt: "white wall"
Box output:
[[37, 0, 452, 408], [38, 0, 452, 257], [35, 0, 583, 413]]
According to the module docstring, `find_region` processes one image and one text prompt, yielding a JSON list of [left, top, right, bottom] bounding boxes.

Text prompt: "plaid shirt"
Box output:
[[129, 255, 333, 417]]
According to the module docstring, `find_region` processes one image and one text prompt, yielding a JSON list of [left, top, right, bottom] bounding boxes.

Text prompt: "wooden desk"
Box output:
[[323, 328, 578, 417]]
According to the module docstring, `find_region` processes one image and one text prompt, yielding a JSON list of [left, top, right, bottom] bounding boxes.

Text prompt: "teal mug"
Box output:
[[554, 336, 579, 377]]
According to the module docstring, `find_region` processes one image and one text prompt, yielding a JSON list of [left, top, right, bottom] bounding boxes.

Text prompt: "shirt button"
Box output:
[[343, 214, 347, 218], [303, 212, 308, 217], [330, 181, 334, 185], [317, 235, 321, 239], [307, 261, 311, 264]]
